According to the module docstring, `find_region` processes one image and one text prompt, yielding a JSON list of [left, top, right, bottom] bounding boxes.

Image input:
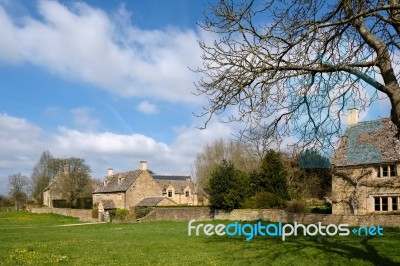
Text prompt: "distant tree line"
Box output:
[[195, 139, 331, 211]]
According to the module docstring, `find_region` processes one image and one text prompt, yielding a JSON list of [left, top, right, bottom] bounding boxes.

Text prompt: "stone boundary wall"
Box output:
[[140, 207, 213, 222], [214, 209, 400, 227], [29, 207, 400, 227], [30, 207, 94, 222], [140, 207, 400, 227]]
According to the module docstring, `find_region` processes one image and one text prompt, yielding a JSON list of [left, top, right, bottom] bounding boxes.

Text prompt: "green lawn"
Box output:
[[0, 211, 399, 265]]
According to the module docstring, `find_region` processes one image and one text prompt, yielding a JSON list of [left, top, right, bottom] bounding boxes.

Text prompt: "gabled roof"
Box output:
[[153, 175, 194, 194], [100, 199, 116, 209], [153, 175, 190, 181], [136, 197, 177, 207], [44, 173, 64, 192], [93, 170, 143, 193], [333, 118, 400, 167]]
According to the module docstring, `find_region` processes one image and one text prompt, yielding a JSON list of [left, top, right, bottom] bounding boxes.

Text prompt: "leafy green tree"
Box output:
[[250, 150, 290, 200], [298, 149, 331, 169], [209, 160, 248, 211], [289, 149, 332, 199]]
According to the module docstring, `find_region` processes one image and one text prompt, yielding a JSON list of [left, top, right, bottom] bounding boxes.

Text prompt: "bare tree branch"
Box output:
[[195, 0, 400, 150]]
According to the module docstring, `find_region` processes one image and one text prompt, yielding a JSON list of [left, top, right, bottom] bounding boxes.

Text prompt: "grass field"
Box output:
[[0, 211, 400, 265]]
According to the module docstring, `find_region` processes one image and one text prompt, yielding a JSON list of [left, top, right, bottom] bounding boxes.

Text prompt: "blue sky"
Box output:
[[0, 0, 392, 195], [0, 0, 236, 194]]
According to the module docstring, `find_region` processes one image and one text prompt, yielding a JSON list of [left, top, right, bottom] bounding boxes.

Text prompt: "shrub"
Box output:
[[243, 192, 286, 209], [286, 200, 307, 213], [52, 200, 72, 208], [75, 198, 93, 209], [135, 207, 151, 219], [92, 208, 99, 219], [108, 210, 116, 222], [115, 209, 129, 220]]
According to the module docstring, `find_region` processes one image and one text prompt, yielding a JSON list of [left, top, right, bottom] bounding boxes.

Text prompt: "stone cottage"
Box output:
[[332, 108, 400, 215], [43, 165, 68, 208], [92, 161, 201, 218]]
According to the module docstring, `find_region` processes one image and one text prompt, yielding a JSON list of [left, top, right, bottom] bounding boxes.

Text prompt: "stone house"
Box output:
[[92, 161, 201, 219], [43, 181, 63, 208], [332, 108, 400, 215], [153, 175, 197, 205], [43, 165, 68, 208]]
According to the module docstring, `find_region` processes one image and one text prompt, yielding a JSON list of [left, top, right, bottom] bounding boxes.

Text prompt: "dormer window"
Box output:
[[185, 191, 190, 197], [377, 165, 396, 178], [168, 190, 173, 197]]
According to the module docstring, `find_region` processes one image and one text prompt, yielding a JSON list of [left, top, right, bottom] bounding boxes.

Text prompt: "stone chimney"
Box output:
[[348, 107, 359, 125], [140, 160, 148, 171], [108, 168, 113, 176], [63, 164, 69, 174]]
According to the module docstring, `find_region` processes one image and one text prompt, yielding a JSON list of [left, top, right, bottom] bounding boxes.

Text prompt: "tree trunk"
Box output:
[[390, 91, 400, 133]]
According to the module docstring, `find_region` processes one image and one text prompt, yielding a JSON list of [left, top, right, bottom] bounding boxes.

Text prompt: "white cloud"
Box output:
[[0, 114, 46, 194], [54, 127, 170, 157], [0, 112, 236, 194], [136, 101, 158, 114], [0, 0, 205, 103], [70, 107, 99, 131], [0, 113, 43, 153]]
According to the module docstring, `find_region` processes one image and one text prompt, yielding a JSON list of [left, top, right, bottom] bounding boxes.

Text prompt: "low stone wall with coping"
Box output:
[[214, 209, 400, 227], [140, 207, 400, 227], [29, 207, 400, 227], [30, 207, 94, 222]]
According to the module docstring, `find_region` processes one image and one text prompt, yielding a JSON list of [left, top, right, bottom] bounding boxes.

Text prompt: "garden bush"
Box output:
[[286, 200, 307, 213], [243, 192, 286, 209], [115, 209, 129, 220], [135, 207, 151, 219]]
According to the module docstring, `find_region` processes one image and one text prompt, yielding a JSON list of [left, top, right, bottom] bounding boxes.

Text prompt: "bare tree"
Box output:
[[8, 173, 28, 210], [195, 0, 400, 149], [194, 138, 259, 188], [30, 150, 53, 204]]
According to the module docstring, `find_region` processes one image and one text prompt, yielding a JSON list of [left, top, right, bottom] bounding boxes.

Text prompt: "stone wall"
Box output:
[[30, 207, 94, 222], [332, 166, 400, 215], [140, 207, 213, 221], [29, 206, 400, 227], [140, 207, 400, 227], [214, 209, 400, 227]]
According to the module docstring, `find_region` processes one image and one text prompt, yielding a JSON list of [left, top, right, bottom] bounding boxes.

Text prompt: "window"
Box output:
[[377, 165, 396, 178], [374, 196, 399, 212], [185, 191, 190, 197], [393, 197, 398, 211], [382, 166, 388, 177], [374, 197, 380, 211], [168, 190, 173, 197], [391, 167, 396, 177], [382, 197, 388, 211]]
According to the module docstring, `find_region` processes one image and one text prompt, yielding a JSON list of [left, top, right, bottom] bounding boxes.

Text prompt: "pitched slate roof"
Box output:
[[136, 197, 177, 207], [153, 175, 194, 194], [333, 118, 400, 167], [100, 199, 116, 209], [153, 175, 190, 181], [93, 170, 143, 193]]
